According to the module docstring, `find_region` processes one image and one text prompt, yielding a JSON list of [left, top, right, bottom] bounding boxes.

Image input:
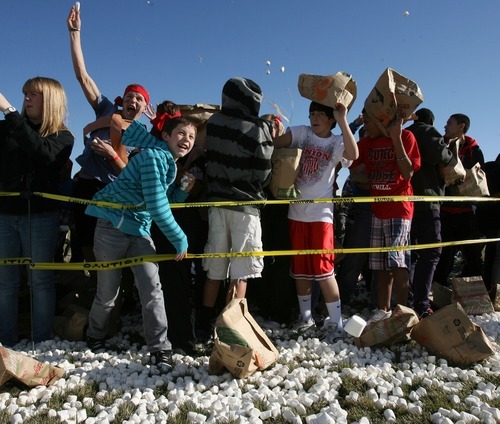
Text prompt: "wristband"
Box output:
[[396, 156, 408, 161], [69, 27, 80, 31], [111, 155, 119, 162]]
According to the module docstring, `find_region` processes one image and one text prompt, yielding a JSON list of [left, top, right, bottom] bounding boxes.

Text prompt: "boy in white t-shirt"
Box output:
[[273, 101, 358, 341]]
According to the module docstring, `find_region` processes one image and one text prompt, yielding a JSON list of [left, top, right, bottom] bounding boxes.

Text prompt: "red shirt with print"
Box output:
[[352, 129, 421, 219]]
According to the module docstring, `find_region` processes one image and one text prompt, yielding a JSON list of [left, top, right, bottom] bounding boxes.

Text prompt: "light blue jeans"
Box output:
[[87, 219, 171, 352], [0, 211, 59, 346]]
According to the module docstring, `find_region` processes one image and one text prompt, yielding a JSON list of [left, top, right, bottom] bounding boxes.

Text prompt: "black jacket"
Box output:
[[0, 112, 74, 214], [407, 121, 453, 211]]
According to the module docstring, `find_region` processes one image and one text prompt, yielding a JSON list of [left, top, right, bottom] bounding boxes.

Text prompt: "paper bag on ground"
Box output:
[[363, 68, 424, 137], [494, 284, 500, 312], [411, 302, 495, 365], [53, 304, 89, 341], [355, 305, 419, 348], [431, 281, 453, 309], [298, 72, 357, 110], [209, 298, 279, 378], [0, 346, 64, 387], [269, 148, 302, 199], [451, 276, 495, 315]]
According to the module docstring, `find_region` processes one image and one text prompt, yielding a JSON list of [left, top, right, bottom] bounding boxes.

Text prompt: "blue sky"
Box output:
[[2, 0, 499, 184]]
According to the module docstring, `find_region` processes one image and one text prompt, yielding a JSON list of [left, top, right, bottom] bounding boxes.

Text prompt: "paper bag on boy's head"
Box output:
[[298, 72, 357, 110], [0, 347, 64, 387], [355, 305, 419, 348], [269, 148, 302, 199], [363, 68, 424, 136], [209, 298, 279, 379], [411, 302, 495, 365]]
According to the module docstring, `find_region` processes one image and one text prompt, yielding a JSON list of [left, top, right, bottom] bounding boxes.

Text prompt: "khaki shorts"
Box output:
[[203, 207, 264, 280]]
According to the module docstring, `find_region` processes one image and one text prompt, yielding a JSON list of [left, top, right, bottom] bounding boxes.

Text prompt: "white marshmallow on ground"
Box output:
[[344, 315, 367, 337]]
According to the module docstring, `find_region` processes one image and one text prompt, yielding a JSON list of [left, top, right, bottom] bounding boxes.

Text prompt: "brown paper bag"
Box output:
[[438, 139, 466, 186], [355, 305, 419, 348], [411, 302, 495, 365], [178, 103, 220, 125], [448, 162, 490, 197], [451, 276, 495, 315], [363, 68, 424, 136], [431, 281, 453, 309], [0, 347, 64, 387], [208, 298, 279, 378], [53, 304, 89, 341], [298, 72, 357, 110], [494, 284, 500, 312], [269, 148, 302, 199]]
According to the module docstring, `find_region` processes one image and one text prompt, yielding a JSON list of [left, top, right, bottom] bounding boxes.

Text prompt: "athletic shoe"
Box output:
[[418, 308, 434, 320], [86, 336, 106, 352], [319, 321, 346, 344], [366, 309, 392, 325], [289, 317, 316, 335], [150, 350, 174, 372]]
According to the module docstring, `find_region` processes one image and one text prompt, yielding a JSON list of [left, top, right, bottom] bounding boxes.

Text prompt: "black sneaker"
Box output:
[[86, 336, 106, 352], [418, 308, 434, 320], [150, 350, 173, 372]]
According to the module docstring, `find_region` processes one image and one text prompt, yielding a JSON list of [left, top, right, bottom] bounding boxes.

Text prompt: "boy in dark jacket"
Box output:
[[434, 113, 485, 286], [406, 108, 453, 318]]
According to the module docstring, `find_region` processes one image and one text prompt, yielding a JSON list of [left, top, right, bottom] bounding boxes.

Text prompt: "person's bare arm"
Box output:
[[389, 117, 414, 180], [334, 103, 358, 161], [67, 5, 100, 109]]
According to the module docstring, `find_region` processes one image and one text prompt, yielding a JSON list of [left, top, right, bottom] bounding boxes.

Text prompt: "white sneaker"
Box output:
[[366, 309, 392, 325], [319, 320, 346, 344], [289, 317, 316, 335]]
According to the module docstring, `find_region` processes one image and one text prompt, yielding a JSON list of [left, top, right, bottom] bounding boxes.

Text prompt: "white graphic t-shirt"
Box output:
[[288, 126, 351, 223]]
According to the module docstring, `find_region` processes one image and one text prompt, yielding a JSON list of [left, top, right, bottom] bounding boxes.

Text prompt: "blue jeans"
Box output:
[[0, 211, 59, 346], [88, 219, 171, 352]]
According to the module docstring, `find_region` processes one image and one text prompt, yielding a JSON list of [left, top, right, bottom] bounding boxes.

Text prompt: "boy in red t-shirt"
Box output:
[[351, 112, 421, 323]]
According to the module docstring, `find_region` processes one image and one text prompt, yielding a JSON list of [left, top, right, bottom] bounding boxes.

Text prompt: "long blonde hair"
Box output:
[[21, 77, 69, 137]]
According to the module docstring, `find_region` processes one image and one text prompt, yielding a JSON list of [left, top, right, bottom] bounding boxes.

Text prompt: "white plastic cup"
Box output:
[[344, 315, 367, 338]]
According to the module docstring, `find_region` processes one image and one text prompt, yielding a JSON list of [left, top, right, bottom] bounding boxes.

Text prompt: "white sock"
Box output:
[[297, 295, 312, 322], [325, 300, 343, 330]]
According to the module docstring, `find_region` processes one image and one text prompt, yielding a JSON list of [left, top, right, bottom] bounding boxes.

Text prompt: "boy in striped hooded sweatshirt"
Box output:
[[85, 116, 197, 371], [197, 77, 273, 338]]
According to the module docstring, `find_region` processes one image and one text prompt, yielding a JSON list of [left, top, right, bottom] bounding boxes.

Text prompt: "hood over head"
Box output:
[[221, 77, 262, 118]]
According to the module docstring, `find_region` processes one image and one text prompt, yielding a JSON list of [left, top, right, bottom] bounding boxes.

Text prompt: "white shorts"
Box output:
[[203, 207, 264, 280]]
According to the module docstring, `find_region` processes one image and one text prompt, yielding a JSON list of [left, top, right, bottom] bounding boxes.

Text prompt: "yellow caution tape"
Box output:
[[4, 237, 498, 270], [0, 191, 499, 210]]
